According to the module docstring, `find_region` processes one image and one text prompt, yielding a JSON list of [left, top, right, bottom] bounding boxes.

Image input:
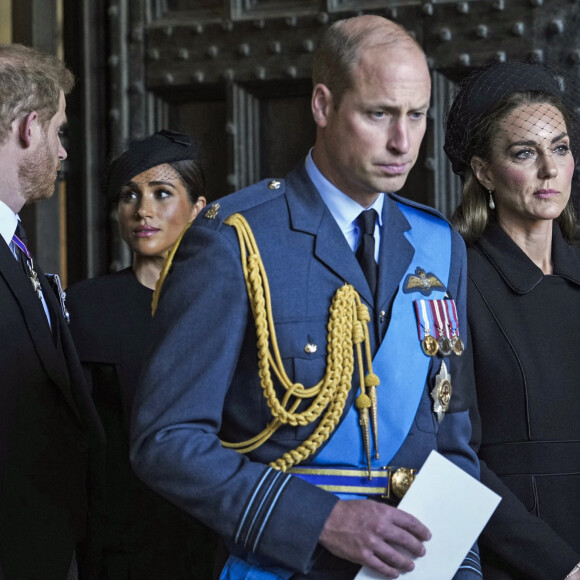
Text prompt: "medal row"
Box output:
[[414, 299, 464, 357], [421, 334, 464, 357]]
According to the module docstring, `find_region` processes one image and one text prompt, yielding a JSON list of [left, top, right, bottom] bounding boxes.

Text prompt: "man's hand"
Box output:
[[319, 499, 431, 579]]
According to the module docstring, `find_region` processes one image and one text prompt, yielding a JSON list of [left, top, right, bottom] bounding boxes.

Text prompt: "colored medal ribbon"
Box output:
[[12, 232, 43, 299], [430, 300, 452, 356]]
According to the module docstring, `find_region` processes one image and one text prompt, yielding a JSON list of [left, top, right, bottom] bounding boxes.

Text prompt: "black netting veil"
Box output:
[[444, 60, 580, 177]]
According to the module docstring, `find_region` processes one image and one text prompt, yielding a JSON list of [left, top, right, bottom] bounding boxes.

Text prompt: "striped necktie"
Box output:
[[12, 222, 43, 299]]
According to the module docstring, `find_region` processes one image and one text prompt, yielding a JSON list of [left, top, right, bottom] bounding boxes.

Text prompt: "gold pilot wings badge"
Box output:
[[403, 267, 446, 296]]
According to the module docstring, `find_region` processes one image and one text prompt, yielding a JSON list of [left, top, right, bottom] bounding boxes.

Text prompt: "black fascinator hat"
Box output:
[[444, 60, 579, 176], [107, 129, 203, 199]]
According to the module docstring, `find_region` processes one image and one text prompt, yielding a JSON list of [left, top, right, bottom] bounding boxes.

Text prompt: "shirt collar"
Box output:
[[305, 149, 384, 239], [0, 200, 19, 247]]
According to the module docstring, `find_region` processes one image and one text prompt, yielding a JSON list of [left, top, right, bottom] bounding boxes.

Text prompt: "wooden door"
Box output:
[[64, 0, 580, 279]]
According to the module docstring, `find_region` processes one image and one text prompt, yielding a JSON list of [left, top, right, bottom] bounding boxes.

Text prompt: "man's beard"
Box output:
[[18, 138, 59, 205]]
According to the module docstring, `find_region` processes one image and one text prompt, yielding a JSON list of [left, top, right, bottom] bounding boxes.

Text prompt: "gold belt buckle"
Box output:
[[382, 466, 417, 499]]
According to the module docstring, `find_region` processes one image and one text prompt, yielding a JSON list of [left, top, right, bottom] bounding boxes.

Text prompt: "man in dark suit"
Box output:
[[131, 15, 482, 580], [0, 44, 104, 579]]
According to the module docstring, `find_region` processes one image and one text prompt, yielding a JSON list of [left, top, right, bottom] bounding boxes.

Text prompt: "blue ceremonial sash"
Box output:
[[220, 554, 293, 580], [308, 204, 451, 478]]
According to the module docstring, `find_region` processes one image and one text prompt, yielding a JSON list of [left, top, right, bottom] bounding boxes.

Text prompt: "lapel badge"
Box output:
[[45, 273, 70, 324], [204, 203, 220, 220], [268, 179, 281, 190], [431, 361, 452, 422], [404, 267, 445, 296]]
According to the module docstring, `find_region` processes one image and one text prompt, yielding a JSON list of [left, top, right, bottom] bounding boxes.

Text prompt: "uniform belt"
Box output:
[[480, 440, 580, 476], [289, 466, 417, 499]]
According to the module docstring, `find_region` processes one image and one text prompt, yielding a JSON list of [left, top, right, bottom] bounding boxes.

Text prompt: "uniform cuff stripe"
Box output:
[[235, 467, 291, 550]]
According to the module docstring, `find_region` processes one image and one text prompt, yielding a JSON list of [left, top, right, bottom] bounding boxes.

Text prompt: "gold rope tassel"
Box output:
[[150, 212, 381, 475], [353, 313, 372, 477], [366, 373, 380, 459], [186, 212, 381, 474], [358, 307, 380, 460], [355, 394, 372, 478]]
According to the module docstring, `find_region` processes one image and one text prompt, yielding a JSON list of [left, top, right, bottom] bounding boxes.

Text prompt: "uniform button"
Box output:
[[379, 310, 386, 323], [304, 342, 317, 354]]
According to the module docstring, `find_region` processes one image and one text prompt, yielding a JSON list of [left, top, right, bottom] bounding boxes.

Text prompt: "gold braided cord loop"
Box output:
[[222, 213, 378, 472], [151, 222, 193, 316]]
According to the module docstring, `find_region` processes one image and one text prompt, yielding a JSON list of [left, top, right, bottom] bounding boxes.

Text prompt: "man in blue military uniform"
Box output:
[[131, 14, 482, 579]]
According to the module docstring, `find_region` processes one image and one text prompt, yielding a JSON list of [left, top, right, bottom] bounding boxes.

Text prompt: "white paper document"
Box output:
[[355, 450, 501, 580]]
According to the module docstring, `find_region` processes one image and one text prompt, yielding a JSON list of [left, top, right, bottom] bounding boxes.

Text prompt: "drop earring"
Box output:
[[488, 190, 495, 210]]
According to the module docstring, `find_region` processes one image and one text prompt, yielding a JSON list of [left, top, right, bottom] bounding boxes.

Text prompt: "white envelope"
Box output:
[[355, 450, 501, 580]]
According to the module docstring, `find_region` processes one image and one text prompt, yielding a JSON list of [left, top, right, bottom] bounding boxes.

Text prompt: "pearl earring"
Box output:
[[488, 190, 495, 210]]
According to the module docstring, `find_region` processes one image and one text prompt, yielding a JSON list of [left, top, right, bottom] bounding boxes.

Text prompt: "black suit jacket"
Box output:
[[0, 240, 104, 580]]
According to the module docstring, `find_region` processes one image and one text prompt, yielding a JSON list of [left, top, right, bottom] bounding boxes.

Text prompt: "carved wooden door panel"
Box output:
[[96, 0, 579, 273]]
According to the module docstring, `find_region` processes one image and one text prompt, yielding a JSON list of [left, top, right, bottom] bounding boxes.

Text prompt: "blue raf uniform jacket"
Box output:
[[130, 164, 482, 579]]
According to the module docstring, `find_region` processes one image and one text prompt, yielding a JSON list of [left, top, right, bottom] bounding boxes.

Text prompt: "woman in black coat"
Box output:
[[445, 61, 580, 579], [67, 130, 216, 579]]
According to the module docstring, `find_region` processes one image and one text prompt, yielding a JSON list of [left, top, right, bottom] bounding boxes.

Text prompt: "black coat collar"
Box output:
[[473, 222, 580, 294]]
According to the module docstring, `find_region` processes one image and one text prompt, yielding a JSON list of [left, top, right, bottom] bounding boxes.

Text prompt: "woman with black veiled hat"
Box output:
[[66, 130, 216, 579], [445, 61, 580, 579]]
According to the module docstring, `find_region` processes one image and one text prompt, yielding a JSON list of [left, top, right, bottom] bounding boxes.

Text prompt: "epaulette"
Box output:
[[387, 192, 451, 227], [195, 178, 286, 230]]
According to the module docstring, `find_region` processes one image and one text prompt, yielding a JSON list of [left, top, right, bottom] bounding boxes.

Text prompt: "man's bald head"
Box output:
[[312, 15, 425, 109]]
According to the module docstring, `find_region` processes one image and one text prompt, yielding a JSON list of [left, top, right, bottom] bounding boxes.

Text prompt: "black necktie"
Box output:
[[355, 209, 378, 297]]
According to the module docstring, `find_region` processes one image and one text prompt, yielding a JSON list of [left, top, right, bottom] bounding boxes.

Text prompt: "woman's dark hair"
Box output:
[[169, 159, 206, 204]]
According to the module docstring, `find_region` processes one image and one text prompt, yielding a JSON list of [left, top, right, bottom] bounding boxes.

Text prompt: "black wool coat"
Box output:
[[467, 223, 580, 579]]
